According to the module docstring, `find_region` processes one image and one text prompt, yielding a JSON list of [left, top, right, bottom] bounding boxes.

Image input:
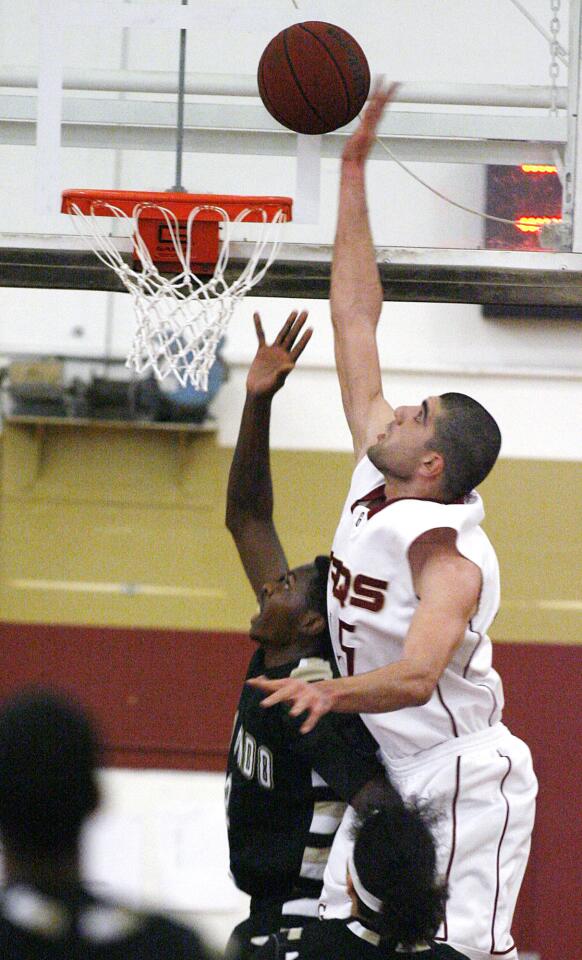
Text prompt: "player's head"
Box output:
[[0, 688, 100, 859], [367, 393, 501, 502], [250, 555, 331, 654], [347, 800, 447, 947], [429, 392, 501, 501]]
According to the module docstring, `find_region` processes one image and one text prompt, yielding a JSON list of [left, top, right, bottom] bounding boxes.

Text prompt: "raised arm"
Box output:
[[225, 311, 312, 598], [331, 84, 399, 462]]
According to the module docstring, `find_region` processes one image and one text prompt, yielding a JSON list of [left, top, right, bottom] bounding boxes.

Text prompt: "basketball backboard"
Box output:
[[1, 2, 581, 258], [1, 0, 582, 376]]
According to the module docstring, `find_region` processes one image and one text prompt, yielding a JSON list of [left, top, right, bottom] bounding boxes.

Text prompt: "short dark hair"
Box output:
[[430, 392, 502, 501], [351, 800, 447, 947], [0, 688, 100, 855]]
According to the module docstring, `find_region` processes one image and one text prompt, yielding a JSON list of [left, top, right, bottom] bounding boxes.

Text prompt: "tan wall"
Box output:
[[1, 418, 581, 960], [1, 417, 581, 644]]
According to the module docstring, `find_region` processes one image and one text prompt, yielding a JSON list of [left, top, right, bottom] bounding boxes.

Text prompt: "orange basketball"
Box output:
[[258, 21, 371, 135]]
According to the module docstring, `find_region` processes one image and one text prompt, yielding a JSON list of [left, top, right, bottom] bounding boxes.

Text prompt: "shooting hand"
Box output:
[[342, 81, 400, 167]]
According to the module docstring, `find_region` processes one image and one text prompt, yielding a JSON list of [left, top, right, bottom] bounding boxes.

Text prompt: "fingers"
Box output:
[[367, 79, 400, 111], [246, 677, 328, 734], [276, 310, 309, 345], [246, 676, 276, 689], [369, 79, 400, 105], [289, 691, 328, 734], [289, 693, 319, 719], [274, 311, 298, 346], [246, 677, 287, 696], [299, 710, 323, 735], [268, 310, 311, 356], [253, 312, 265, 345], [352, 81, 399, 151], [283, 310, 310, 349], [246, 676, 309, 708], [289, 327, 313, 362], [245, 679, 292, 710], [360, 83, 397, 136]]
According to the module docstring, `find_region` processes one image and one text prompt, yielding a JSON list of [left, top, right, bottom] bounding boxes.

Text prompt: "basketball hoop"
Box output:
[[61, 190, 292, 390]]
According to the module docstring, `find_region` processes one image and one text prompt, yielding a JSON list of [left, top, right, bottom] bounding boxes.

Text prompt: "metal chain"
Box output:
[[549, 0, 561, 115]]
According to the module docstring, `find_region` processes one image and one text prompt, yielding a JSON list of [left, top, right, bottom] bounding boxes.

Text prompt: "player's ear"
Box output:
[[298, 610, 326, 637], [420, 449, 444, 481]]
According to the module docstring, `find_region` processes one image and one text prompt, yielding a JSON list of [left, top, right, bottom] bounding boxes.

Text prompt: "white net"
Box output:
[[66, 200, 287, 389]]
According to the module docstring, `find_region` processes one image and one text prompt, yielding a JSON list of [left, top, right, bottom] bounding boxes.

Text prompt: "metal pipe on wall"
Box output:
[[0, 67, 569, 110]]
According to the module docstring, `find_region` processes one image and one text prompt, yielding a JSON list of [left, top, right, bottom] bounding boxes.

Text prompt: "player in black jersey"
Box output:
[[254, 801, 470, 960], [225, 312, 398, 959], [0, 689, 215, 960]]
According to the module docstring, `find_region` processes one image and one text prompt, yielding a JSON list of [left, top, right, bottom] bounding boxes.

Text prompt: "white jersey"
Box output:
[[328, 456, 504, 761]]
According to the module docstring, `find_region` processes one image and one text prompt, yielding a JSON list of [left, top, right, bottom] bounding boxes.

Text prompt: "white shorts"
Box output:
[[320, 723, 537, 960]]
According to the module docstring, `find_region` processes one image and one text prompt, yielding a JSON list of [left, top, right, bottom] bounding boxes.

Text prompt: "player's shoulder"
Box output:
[[253, 920, 349, 959], [80, 891, 211, 959], [245, 647, 266, 679], [0, 898, 210, 960], [346, 455, 385, 503], [380, 491, 486, 547], [290, 656, 334, 683]]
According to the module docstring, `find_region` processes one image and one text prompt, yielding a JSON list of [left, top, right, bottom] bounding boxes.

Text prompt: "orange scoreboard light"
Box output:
[[485, 164, 562, 251], [483, 165, 579, 318]]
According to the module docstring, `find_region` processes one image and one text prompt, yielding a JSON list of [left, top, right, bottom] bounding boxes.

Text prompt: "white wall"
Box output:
[[83, 769, 249, 951], [0, 768, 248, 951], [1, 2, 580, 460], [214, 294, 582, 460]]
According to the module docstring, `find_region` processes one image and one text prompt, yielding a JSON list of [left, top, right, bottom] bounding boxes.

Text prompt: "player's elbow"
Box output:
[[403, 683, 432, 707], [411, 680, 434, 706], [225, 503, 253, 541], [403, 670, 437, 707]]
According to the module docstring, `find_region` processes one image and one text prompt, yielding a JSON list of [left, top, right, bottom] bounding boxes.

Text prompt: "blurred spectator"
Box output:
[[0, 688, 216, 959]]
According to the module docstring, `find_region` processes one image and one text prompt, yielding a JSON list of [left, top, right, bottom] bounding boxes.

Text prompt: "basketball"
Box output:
[[257, 21, 371, 135]]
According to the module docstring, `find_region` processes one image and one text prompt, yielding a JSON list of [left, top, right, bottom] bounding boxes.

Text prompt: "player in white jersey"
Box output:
[[249, 85, 537, 960], [329, 457, 503, 758]]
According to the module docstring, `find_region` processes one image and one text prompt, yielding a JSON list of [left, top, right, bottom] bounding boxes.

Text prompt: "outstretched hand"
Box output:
[[246, 675, 334, 734], [342, 81, 399, 167], [246, 310, 312, 399]]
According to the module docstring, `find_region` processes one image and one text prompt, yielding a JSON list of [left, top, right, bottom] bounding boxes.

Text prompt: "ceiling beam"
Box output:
[[1, 243, 582, 306]]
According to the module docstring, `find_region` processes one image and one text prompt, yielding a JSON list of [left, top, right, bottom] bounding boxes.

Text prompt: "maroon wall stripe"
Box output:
[[0, 623, 579, 960]]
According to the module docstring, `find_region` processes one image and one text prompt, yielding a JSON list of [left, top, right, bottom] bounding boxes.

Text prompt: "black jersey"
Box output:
[[0, 883, 213, 960], [254, 919, 470, 960], [226, 649, 383, 910]]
